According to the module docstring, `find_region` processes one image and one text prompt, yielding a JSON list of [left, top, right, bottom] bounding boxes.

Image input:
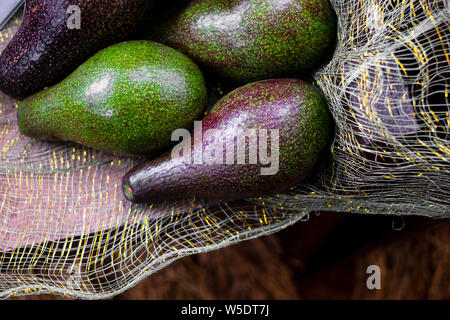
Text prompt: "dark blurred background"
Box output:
[[9, 212, 449, 300]]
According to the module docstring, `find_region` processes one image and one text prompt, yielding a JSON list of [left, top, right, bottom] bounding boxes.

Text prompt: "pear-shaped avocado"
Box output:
[[123, 78, 334, 203], [17, 41, 207, 156], [146, 0, 336, 83], [0, 0, 154, 100]]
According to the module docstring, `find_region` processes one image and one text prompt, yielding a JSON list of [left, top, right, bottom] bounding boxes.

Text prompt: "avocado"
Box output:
[[0, 0, 154, 100], [17, 41, 208, 156], [146, 0, 336, 84], [123, 78, 334, 203]]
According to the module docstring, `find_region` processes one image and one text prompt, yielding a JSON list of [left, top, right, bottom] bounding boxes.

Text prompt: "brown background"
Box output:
[[9, 212, 450, 300]]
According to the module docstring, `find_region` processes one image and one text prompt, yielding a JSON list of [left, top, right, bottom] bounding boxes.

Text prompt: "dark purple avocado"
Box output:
[[123, 78, 334, 203], [0, 0, 154, 100]]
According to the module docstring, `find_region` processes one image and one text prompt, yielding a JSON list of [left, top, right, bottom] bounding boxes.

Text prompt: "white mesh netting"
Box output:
[[0, 0, 449, 299]]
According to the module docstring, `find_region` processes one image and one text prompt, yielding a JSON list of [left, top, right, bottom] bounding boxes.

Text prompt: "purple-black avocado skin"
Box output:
[[123, 78, 335, 203], [0, 0, 154, 100], [145, 0, 337, 83]]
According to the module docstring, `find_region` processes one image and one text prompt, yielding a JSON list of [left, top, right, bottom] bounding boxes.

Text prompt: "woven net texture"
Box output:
[[0, 0, 449, 299]]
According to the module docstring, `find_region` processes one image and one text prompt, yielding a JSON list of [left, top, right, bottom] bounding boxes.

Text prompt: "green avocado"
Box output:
[[146, 0, 337, 83], [17, 41, 208, 156]]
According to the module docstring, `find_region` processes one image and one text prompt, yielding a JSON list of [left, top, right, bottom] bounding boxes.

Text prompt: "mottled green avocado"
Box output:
[[123, 78, 334, 203], [146, 0, 337, 83], [17, 41, 207, 156]]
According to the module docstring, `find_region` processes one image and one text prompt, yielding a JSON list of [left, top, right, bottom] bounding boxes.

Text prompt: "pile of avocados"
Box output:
[[0, 0, 337, 204]]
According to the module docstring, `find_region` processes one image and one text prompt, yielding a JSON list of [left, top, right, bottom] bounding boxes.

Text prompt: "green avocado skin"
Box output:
[[17, 41, 207, 156], [147, 0, 337, 83]]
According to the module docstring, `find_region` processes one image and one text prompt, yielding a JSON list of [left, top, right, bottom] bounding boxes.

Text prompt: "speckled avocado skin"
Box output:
[[0, 0, 154, 100], [123, 78, 334, 203], [17, 41, 207, 156], [147, 0, 336, 83]]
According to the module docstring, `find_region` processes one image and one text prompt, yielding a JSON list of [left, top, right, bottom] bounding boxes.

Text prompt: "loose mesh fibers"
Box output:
[[0, 0, 449, 299]]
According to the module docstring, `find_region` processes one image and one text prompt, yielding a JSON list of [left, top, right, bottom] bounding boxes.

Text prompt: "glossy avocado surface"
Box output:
[[18, 40, 208, 156], [0, 0, 154, 100], [147, 0, 337, 83], [123, 78, 334, 203]]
